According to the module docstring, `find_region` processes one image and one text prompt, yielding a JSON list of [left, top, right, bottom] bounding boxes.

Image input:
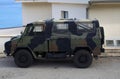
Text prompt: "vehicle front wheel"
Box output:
[[73, 50, 93, 68], [14, 49, 33, 68]]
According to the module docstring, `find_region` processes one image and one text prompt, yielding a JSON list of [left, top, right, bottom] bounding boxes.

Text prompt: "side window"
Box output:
[[29, 24, 44, 36], [77, 22, 94, 33], [53, 23, 69, 34], [33, 25, 44, 32]]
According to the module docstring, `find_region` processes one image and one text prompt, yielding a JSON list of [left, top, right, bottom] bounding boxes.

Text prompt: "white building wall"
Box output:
[[0, 27, 24, 36], [0, 27, 25, 53], [52, 3, 87, 20], [89, 4, 120, 51], [48, 0, 89, 4], [22, 2, 88, 25], [16, 0, 89, 4], [89, 4, 120, 41], [22, 3, 52, 25], [0, 38, 11, 53]]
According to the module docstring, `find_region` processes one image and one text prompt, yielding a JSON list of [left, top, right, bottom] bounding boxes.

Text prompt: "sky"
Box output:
[[0, 0, 22, 28]]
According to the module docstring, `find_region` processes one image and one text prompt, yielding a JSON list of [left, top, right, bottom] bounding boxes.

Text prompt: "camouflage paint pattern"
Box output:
[[6, 19, 104, 58]]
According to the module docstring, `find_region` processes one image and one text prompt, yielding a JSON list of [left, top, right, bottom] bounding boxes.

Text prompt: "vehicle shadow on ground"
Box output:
[[0, 56, 105, 68], [0, 56, 79, 68], [1, 56, 120, 69], [0, 56, 17, 68], [32, 59, 75, 69]]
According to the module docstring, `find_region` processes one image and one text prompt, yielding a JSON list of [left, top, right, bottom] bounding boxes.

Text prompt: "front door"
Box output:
[[23, 24, 48, 52]]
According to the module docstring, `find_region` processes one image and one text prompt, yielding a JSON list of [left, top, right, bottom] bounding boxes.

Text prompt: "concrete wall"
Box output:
[[22, 3, 52, 25], [16, 0, 89, 4], [48, 0, 89, 4], [22, 3, 88, 24], [0, 37, 11, 53], [0, 27, 24, 36], [52, 3, 87, 20], [89, 4, 120, 52], [0, 27, 25, 53]]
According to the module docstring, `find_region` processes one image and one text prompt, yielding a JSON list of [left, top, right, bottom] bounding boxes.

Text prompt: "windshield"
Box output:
[[23, 24, 34, 36]]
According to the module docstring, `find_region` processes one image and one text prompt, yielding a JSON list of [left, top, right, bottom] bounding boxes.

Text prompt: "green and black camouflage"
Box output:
[[4, 19, 104, 68], [5, 19, 104, 57]]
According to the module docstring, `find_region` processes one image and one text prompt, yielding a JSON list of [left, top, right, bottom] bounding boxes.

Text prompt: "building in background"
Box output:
[[89, 0, 120, 52], [0, 0, 22, 28], [16, 0, 89, 25], [0, 0, 23, 53], [17, 0, 120, 53], [0, 27, 25, 53], [0, 0, 120, 53]]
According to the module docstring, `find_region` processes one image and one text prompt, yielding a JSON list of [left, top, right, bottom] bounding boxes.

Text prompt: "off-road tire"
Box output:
[[14, 49, 33, 68], [74, 50, 93, 68]]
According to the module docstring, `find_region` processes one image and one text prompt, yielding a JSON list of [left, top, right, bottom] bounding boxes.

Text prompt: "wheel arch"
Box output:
[[13, 47, 37, 59], [73, 47, 92, 54]]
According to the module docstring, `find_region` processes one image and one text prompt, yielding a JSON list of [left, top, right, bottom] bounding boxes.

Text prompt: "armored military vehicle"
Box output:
[[4, 19, 104, 68]]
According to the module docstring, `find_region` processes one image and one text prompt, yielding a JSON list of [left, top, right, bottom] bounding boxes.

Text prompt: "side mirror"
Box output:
[[21, 31, 23, 35]]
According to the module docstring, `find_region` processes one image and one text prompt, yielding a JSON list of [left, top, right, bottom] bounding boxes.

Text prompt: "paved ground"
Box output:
[[0, 56, 120, 79]]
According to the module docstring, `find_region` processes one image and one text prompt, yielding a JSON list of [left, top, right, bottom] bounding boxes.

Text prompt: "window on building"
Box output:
[[61, 11, 69, 19], [116, 40, 120, 46], [86, 8, 89, 19], [106, 40, 114, 46]]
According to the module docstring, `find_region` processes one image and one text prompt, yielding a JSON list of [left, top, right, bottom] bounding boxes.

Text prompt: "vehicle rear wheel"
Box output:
[[73, 50, 93, 68], [14, 49, 33, 68]]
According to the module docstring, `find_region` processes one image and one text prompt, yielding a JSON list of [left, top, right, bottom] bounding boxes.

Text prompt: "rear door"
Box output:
[[70, 21, 96, 50]]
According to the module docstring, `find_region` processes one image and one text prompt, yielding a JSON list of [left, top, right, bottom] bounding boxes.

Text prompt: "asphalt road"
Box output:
[[0, 56, 120, 79]]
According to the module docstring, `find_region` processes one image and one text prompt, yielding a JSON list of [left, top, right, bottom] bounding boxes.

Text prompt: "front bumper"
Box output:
[[4, 41, 11, 56]]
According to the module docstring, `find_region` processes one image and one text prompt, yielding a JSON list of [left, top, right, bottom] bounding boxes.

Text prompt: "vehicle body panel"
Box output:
[[4, 19, 104, 58]]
